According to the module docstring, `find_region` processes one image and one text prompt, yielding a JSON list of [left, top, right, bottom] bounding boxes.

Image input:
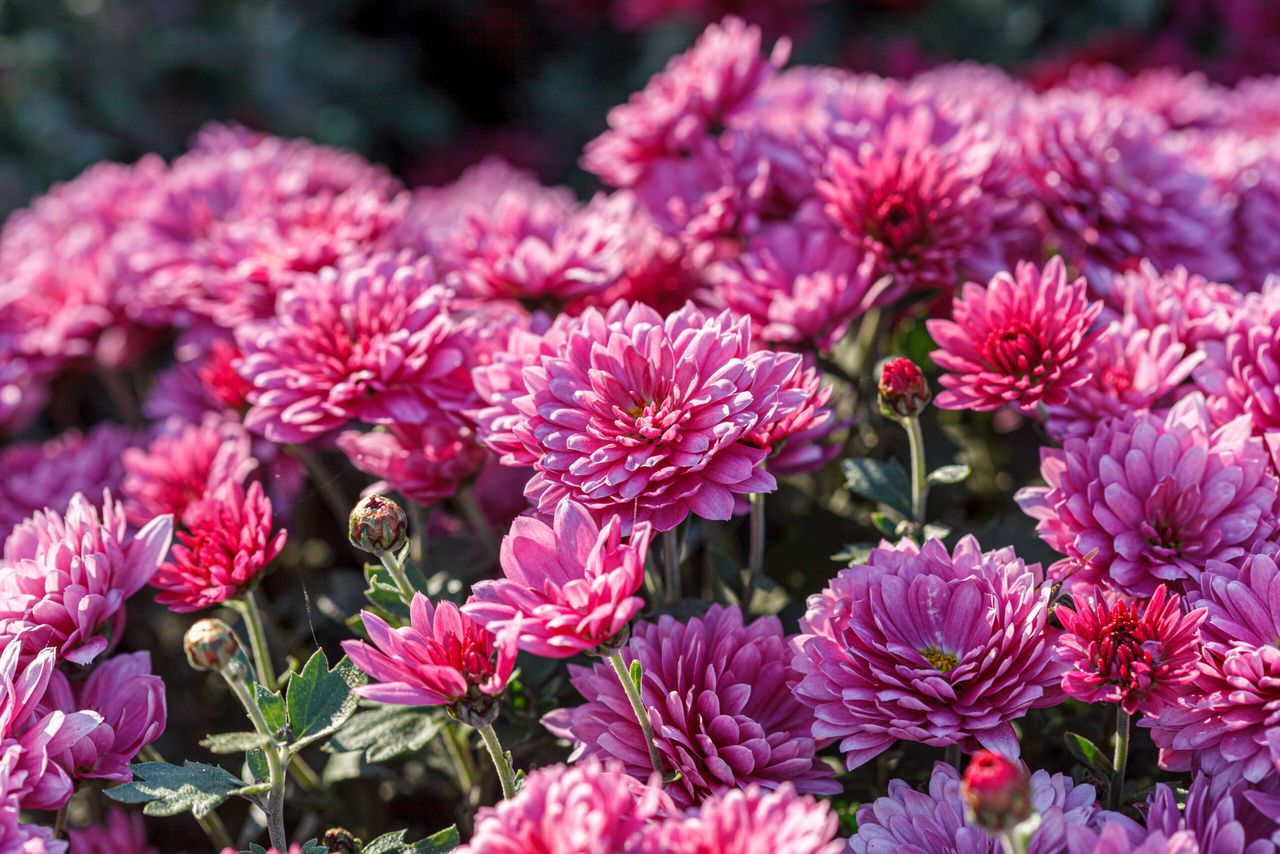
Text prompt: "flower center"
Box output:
[[1100, 364, 1133, 394], [1095, 604, 1154, 688], [919, 645, 960, 673], [981, 323, 1043, 377]]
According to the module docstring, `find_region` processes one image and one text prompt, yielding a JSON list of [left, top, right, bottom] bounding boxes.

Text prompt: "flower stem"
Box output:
[[997, 830, 1022, 854], [456, 485, 498, 557], [905, 415, 929, 531], [477, 723, 517, 799], [605, 651, 665, 780], [443, 721, 479, 807], [377, 544, 417, 606], [743, 493, 766, 611], [663, 530, 681, 604], [236, 590, 279, 693], [223, 661, 288, 852], [945, 743, 962, 771], [1110, 707, 1131, 810]]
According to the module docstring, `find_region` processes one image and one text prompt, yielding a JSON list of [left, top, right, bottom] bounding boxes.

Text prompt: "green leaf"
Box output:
[[286, 650, 365, 751], [254, 685, 286, 734], [105, 761, 257, 818], [832, 543, 874, 565], [1064, 732, 1114, 778], [628, 660, 643, 694], [923, 523, 952, 541], [242, 844, 327, 854], [928, 464, 972, 485], [842, 458, 912, 519], [363, 826, 460, 853], [324, 704, 445, 764], [870, 511, 899, 537], [200, 732, 270, 754]]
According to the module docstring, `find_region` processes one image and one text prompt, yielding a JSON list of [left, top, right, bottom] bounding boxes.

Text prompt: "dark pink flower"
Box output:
[[338, 423, 487, 506], [635, 784, 842, 854], [152, 481, 286, 613], [543, 604, 838, 808], [464, 500, 652, 658], [745, 360, 845, 477], [1196, 282, 1280, 434], [0, 423, 132, 535], [794, 536, 1063, 768], [197, 338, 254, 413], [1055, 585, 1205, 717], [67, 808, 158, 854], [879, 356, 932, 420], [928, 257, 1105, 413], [962, 751, 1033, 833]]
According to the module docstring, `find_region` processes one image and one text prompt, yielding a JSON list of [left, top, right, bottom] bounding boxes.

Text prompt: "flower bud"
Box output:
[[323, 827, 358, 854], [349, 494, 408, 555], [184, 618, 240, 672], [962, 750, 1032, 832], [878, 357, 931, 420]]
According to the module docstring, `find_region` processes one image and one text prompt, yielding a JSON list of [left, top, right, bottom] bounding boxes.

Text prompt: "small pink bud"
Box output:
[[349, 494, 408, 555], [962, 750, 1032, 832], [878, 357, 931, 420], [184, 618, 240, 672]]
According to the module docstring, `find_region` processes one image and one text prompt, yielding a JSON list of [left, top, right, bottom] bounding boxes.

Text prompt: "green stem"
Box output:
[[477, 723, 517, 800], [289, 754, 324, 795], [223, 663, 287, 851], [443, 722, 479, 806], [456, 485, 498, 557], [849, 308, 883, 377], [236, 590, 279, 693], [141, 746, 234, 850], [290, 446, 352, 527], [905, 416, 929, 531], [377, 545, 417, 605], [605, 651, 665, 780], [1110, 707, 1131, 810], [743, 493, 766, 611], [663, 530, 681, 604]]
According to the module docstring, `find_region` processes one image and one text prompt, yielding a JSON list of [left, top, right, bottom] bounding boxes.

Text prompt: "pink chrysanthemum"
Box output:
[[1044, 320, 1203, 441], [67, 808, 158, 854], [464, 500, 653, 658], [122, 415, 257, 526], [460, 758, 671, 854], [1055, 585, 1206, 717], [1094, 261, 1239, 348], [794, 536, 1063, 768], [1196, 281, 1280, 434], [0, 423, 133, 535], [151, 481, 285, 613], [928, 257, 1105, 414], [0, 491, 171, 665], [583, 16, 789, 188], [1147, 550, 1280, 784], [1016, 394, 1280, 596], [543, 604, 839, 808], [0, 745, 67, 854], [511, 302, 803, 532], [706, 220, 888, 348], [635, 783, 843, 854], [744, 360, 845, 477], [337, 423, 487, 506], [198, 338, 254, 413], [849, 762, 1101, 854], [343, 594, 517, 712], [235, 251, 473, 444]]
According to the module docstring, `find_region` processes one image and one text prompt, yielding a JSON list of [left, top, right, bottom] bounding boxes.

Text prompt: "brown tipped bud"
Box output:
[[349, 494, 408, 555], [184, 618, 240, 672], [878, 357, 931, 420], [323, 827, 359, 854], [962, 750, 1032, 832]]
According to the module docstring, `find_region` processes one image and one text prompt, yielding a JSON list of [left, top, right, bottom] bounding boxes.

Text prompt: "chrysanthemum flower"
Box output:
[[1094, 261, 1238, 348], [511, 302, 803, 532], [197, 339, 254, 413], [0, 744, 68, 853], [849, 762, 1101, 854], [464, 500, 652, 658], [794, 536, 1062, 767], [1142, 773, 1280, 853], [928, 257, 1105, 413], [343, 594, 517, 715], [0, 423, 132, 535], [634, 784, 842, 854], [1196, 281, 1280, 434], [1017, 394, 1279, 596], [543, 604, 838, 807], [0, 491, 171, 665], [1044, 320, 1203, 440], [235, 251, 473, 444], [122, 414, 257, 526], [151, 481, 285, 613], [337, 423, 487, 506], [744, 360, 845, 477], [67, 808, 158, 854], [1055, 585, 1205, 717], [1146, 550, 1280, 784]]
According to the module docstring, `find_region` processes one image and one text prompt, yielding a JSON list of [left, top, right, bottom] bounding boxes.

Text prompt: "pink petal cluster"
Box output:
[[634, 784, 842, 854], [344, 594, 517, 709], [1196, 281, 1280, 433], [1017, 394, 1280, 596], [0, 423, 132, 536], [464, 500, 652, 657], [0, 491, 171, 665], [0, 745, 67, 854], [793, 536, 1063, 768], [929, 258, 1105, 413], [543, 604, 839, 807], [151, 481, 285, 613], [745, 360, 845, 477], [1095, 261, 1239, 348], [338, 423, 487, 506]]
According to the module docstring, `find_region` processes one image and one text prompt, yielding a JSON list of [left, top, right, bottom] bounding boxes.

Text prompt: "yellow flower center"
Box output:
[[919, 646, 959, 673]]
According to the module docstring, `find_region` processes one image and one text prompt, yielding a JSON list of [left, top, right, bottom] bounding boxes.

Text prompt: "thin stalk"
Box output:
[[1110, 708, 1131, 810], [742, 493, 766, 611], [53, 805, 67, 839], [605, 651, 665, 780], [456, 485, 498, 557], [848, 308, 883, 377], [407, 501, 427, 567], [377, 544, 416, 605], [289, 754, 324, 795], [291, 446, 352, 526], [663, 530, 681, 604], [224, 665, 287, 851], [141, 746, 234, 850], [443, 722, 479, 806], [477, 723, 517, 800], [236, 591, 279, 693], [905, 416, 929, 531]]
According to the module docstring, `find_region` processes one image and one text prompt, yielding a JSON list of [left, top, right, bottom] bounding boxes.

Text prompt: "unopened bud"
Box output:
[[349, 494, 408, 555], [323, 827, 358, 854], [184, 619, 240, 672], [878, 357, 931, 420], [962, 750, 1032, 832]]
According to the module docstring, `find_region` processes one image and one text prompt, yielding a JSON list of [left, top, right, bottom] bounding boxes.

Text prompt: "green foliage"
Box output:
[[286, 650, 365, 751], [1065, 731, 1115, 779], [364, 826, 460, 853], [105, 761, 266, 818], [199, 732, 271, 754], [842, 458, 913, 520], [324, 703, 446, 764]]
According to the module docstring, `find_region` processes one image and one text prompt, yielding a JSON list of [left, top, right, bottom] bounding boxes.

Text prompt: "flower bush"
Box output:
[[4, 11, 1280, 854]]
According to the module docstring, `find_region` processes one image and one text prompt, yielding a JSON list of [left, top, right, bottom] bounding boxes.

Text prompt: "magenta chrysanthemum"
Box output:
[[1055, 584, 1206, 717], [1196, 282, 1280, 434], [343, 593, 517, 710], [511, 301, 803, 531], [793, 536, 1063, 768], [337, 423, 486, 506], [0, 423, 132, 535], [635, 784, 842, 854], [464, 500, 652, 658], [928, 257, 1105, 414], [235, 251, 473, 444], [0, 745, 67, 854], [0, 491, 171, 665], [1095, 261, 1239, 348], [151, 481, 285, 613], [1017, 394, 1280, 596], [543, 604, 839, 808], [122, 414, 256, 526], [849, 762, 1101, 854], [745, 360, 845, 477]]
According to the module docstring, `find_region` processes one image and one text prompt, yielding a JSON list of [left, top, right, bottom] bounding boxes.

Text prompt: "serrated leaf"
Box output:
[[364, 826, 461, 853], [324, 704, 445, 763], [928, 464, 971, 485], [105, 761, 256, 818], [200, 732, 270, 754], [286, 651, 365, 752], [842, 458, 912, 519], [255, 685, 286, 734], [1065, 732, 1114, 778]]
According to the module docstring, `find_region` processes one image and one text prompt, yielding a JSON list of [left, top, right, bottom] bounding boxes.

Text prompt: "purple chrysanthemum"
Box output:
[[337, 423, 486, 506], [635, 783, 843, 854], [0, 423, 133, 535]]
